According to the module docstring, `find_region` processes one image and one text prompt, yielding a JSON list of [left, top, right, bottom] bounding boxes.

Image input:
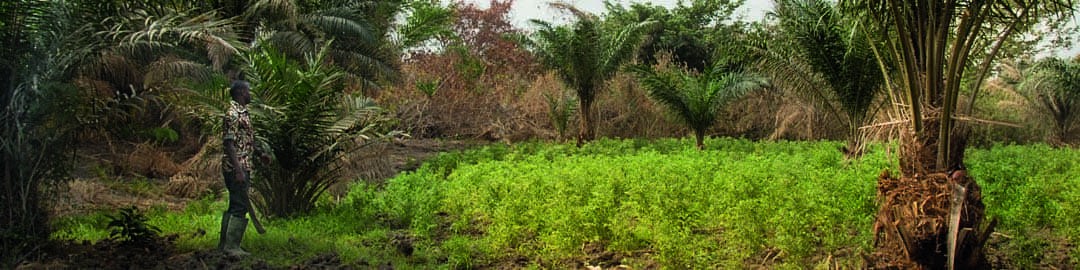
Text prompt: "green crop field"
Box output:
[[53, 138, 1080, 268]]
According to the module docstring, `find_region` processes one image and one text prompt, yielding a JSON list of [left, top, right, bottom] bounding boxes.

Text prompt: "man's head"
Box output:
[[230, 80, 251, 105]]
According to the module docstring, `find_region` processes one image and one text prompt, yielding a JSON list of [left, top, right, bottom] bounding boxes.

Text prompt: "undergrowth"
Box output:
[[51, 138, 1080, 268]]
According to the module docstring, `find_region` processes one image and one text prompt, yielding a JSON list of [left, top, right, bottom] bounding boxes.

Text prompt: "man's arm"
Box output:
[[224, 120, 244, 183]]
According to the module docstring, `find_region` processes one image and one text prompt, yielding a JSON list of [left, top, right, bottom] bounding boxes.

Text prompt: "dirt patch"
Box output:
[[19, 238, 362, 270], [21, 235, 177, 270], [984, 229, 1077, 269]]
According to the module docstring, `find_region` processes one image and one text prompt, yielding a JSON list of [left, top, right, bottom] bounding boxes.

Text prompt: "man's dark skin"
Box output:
[[219, 80, 269, 256], [223, 85, 269, 182]]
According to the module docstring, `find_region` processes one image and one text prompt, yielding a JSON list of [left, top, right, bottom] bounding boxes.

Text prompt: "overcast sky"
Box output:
[[455, 0, 1078, 58], [457, 0, 773, 28]]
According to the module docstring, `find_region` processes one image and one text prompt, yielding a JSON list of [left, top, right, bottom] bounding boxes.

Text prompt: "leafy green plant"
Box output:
[[543, 91, 577, 141], [415, 77, 441, 98], [49, 140, 1080, 268], [147, 127, 180, 144], [632, 60, 767, 149], [107, 206, 162, 246], [247, 41, 402, 218]]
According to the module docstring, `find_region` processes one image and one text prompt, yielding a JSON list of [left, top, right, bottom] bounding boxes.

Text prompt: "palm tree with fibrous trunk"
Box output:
[[522, 2, 655, 146], [759, 0, 885, 157], [842, 0, 1075, 268], [1019, 57, 1080, 145], [632, 60, 767, 150]]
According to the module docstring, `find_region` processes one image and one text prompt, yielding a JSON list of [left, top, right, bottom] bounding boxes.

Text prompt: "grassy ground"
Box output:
[[50, 138, 1079, 269]]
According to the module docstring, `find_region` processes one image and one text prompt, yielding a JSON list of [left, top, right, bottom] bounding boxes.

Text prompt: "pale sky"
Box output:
[[454, 0, 1078, 58], [461, 0, 773, 28]]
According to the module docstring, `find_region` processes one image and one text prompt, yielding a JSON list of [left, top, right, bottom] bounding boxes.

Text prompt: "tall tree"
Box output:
[[523, 3, 654, 145], [1, 0, 89, 266], [603, 0, 746, 72], [843, 0, 1075, 267], [846, 0, 1074, 173], [762, 0, 885, 155]]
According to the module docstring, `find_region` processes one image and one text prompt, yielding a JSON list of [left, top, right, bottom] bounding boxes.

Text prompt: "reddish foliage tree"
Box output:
[[390, 0, 542, 140], [447, 0, 538, 77]]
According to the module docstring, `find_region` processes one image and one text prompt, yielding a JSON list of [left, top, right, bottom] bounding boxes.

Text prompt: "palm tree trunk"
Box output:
[[577, 99, 594, 146], [694, 130, 705, 150]]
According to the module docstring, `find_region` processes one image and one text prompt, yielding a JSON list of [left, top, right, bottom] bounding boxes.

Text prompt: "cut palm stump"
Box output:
[[869, 170, 997, 269]]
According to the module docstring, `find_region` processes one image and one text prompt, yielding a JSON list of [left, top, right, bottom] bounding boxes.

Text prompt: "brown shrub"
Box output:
[[595, 72, 683, 139], [124, 143, 182, 179], [381, 64, 865, 143], [165, 138, 223, 198], [380, 56, 543, 142]]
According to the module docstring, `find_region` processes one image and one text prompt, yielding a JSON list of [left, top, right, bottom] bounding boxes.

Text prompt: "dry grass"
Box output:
[[381, 59, 861, 143], [595, 72, 684, 139], [380, 56, 555, 142], [125, 143, 183, 179], [165, 137, 223, 199]]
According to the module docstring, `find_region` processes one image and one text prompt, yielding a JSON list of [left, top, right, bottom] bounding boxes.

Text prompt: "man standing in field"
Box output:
[[219, 79, 258, 256]]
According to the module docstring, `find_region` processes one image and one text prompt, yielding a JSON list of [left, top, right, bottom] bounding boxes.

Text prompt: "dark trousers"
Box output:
[[223, 169, 250, 217]]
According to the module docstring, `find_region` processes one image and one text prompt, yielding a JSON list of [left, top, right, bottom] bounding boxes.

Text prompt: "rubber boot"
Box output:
[[223, 214, 250, 256], [217, 213, 230, 250]]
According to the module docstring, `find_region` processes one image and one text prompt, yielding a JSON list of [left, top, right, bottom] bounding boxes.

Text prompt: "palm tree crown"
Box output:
[[633, 61, 767, 149], [524, 4, 654, 145]]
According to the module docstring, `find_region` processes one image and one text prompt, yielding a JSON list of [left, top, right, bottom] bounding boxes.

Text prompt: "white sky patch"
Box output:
[[451, 0, 1077, 58], [454, 0, 772, 28]]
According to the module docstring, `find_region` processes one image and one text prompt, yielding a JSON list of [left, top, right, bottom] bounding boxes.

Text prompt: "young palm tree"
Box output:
[[632, 62, 767, 149], [523, 4, 654, 145], [1020, 57, 1080, 144], [763, 0, 884, 155], [245, 42, 400, 217]]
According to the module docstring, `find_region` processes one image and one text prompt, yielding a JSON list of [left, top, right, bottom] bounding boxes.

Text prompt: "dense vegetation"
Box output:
[[3, 0, 1078, 267], [53, 139, 1080, 268]]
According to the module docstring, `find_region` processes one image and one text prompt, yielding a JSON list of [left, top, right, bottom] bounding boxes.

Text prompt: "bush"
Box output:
[[247, 42, 400, 218], [107, 207, 163, 246]]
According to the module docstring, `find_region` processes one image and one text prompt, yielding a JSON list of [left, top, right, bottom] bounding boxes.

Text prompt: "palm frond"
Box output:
[[301, 12, 376, 44], [246, 0, 300, 29], [633, 61, 767, 143], [395, 0, 455, 49]]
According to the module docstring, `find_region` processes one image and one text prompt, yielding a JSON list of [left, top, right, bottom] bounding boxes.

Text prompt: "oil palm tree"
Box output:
[[241, 0, 403, 91], [245, 42, 400, 217], [842, 0, 1074, 267], [762, 0, 884, 155], [1, 0, 89, 266], [523, 3, 654, 145], [49, 0, 244, 145], [632, 62, 767, 149], [1020, 57, 1080, 144]]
